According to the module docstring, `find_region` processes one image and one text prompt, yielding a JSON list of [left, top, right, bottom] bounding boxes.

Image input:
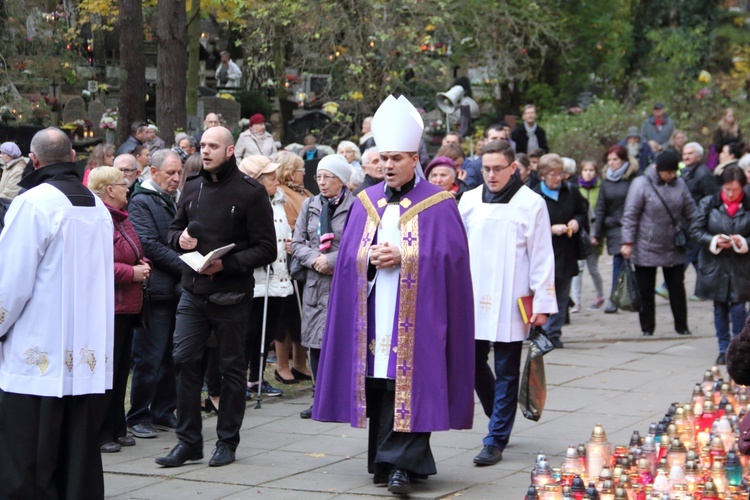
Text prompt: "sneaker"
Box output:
[[603, 301, 618, 314], [570, 303, 581, 314], [588, 298, 605, 311], [655, 286, 669, 299], [248, 380, 283, 397], [689, 294, 703, 302]]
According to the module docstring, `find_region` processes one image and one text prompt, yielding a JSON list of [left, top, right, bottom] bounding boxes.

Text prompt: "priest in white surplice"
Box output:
[[458, 139, 557, 466]]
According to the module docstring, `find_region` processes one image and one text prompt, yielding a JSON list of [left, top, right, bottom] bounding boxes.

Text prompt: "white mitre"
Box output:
[[371, 95, 424, 153]]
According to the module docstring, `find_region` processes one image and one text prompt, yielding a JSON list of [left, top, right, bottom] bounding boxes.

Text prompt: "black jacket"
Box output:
[[168, 156, 277, 295], [690, 193, 750, 303], [681, 162, 719, 204], [116, 135, 143, 156], [534, 182, 589, 281], [593, 163, 639, 255], [129, 182, 182, 300], [511, 124, 548, 154]]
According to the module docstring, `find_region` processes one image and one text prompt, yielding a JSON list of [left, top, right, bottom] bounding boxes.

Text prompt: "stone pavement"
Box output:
[[104, 263, 722, 498]]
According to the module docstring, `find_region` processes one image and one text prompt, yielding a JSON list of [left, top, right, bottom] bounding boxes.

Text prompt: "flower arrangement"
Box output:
[[217, 92, 235, 101], [100, 109, 118, 130], [43, 95, 60, 112], [81, 90, 92, 103], [61, 119, 94, 138], [424, 119, 444, 137]]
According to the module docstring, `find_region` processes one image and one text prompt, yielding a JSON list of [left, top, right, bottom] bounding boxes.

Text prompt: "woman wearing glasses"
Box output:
[[291, 155, 354, 418], [533, 153, 589, 348], [88, 167, 151, 453]]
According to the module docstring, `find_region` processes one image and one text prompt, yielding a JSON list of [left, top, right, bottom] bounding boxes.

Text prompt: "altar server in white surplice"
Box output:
[[458, 139, 557, 467], [0, 127, 114, 498]]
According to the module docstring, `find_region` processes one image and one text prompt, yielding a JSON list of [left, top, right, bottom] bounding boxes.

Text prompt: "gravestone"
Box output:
[[61, 96, 86, 124], [197, 97, 242, 129], [88, 101, 106, 137]]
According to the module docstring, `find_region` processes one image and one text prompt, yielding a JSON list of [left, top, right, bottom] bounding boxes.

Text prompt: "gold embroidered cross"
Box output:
[[546, 281, 556, 297], [377, 198, 387, 208], [0, 303, 6, 325], [378, 335, 391, 354], [369, 339, 377, 355], [400, 198, 412, 208], [480, 295, 493, 312]]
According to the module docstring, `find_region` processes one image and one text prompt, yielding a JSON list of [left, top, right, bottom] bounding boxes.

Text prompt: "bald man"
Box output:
[[194, 113, 221, 144], [159, 126, 276, 468]]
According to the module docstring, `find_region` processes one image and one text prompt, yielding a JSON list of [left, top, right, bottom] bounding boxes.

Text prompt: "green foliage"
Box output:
[[233, 89, 273, 121]]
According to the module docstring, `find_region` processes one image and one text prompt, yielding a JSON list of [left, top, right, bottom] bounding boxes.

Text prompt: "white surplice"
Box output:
[[0, 184, 114, 397], [458, 185, 557, 343]]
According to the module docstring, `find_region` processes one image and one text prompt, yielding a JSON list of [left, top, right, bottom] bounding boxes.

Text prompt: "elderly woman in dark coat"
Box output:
[[533, 153, 589, 348], [592, 145, 639, 313], [291, 155, 354, 418], [690, 165, 750, 365], [621, 151, 697, 337]]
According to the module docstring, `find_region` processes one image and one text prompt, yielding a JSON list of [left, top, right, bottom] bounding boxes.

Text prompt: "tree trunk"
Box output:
[[156, 0, 187, 146], [117, 0, 146, 145], [186, 0, 200, 117]]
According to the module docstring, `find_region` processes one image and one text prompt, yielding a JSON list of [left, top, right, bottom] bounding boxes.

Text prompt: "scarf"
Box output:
[[540, 181, 560, 201], [606, 161, 629, 182], [482, 170, 523, 204], [319, 187, 348, 251], [285, 181, 307, 194], [722, 190, 744, 217], [579, 176, 598, 189], [524, 122, 539, 151]]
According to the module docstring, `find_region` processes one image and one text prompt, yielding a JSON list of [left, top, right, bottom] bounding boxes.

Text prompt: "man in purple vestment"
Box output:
[[312, 95, 475, 495]]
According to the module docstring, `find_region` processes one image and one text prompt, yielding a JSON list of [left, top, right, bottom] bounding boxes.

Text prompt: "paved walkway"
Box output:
[[104, 264, 721, 498]]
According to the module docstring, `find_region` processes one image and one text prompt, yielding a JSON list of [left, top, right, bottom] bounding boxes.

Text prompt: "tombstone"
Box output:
[[87, 101, 106, 137], [61, 96, 86, 124], [197, 97, 242, 130]]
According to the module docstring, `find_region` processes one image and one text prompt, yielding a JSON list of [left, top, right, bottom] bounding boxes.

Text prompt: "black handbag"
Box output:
[[576, 227, 594, 260], [519, 327, 555, 421], [647, 179, 687, 249], [610, 260, 642, 312]]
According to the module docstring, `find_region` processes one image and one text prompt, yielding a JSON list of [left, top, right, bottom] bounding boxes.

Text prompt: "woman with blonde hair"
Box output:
[[272, 150, 314, 383], [88, 167, 151, 452]]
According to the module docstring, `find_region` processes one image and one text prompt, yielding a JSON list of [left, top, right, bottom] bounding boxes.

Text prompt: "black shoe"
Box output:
[[642, 331, 653, 336], [373, 472, 389, 485], [717, 352, 726, 365], [550, 337, 564, 349], [128, 422, 158, 438], [300, 406, 313, 419], [291, 367, 313, 381], [209, 444, 236, 467], [473, 445, 503, 466], [117, 435, 136, 447], [274, 369, 300, 385], [388, 468, 411, 495], [204, 396, 219, 413], [153, 415, 178, 432], [100, 442, 121, 453], [677, 329, 692, 336], [155, 443, 203, 467]]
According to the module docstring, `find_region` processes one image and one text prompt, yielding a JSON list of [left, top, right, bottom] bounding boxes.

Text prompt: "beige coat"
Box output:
[[0, 157, 28, 200]]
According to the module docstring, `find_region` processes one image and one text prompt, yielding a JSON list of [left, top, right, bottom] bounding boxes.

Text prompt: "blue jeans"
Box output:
[[714, 301, 747, 354], [483, 341, 523, 450], [611, 254, 626, 295], [127, 299, 178, 426], [544, 276, 573, 340]]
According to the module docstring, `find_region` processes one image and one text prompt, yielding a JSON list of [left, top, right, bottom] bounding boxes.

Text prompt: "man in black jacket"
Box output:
[[116, 120, 148, 156], [156, 127, 276, 468], [127, 149, 183, 439], [510, 105, 548, 154]]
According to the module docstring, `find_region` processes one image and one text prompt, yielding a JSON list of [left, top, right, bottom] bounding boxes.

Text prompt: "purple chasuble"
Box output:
[[312, 180, 475, 432]]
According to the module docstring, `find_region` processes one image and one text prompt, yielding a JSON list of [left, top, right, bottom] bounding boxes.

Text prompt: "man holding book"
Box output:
[[158, 126, 276, 468], [458, 139, 557, 466]]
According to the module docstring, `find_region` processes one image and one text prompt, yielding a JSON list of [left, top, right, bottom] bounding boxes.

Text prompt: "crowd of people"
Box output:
[[0, 97, 748, 497]]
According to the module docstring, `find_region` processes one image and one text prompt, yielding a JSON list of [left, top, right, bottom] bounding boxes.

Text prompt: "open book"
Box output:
[[179, 243, 235, 273]]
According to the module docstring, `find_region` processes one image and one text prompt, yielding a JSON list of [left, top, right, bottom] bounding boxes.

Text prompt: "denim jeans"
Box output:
[[714, 301, 747, 354], [482, 341, 523, 450], [611, 254, 626, 295], [127, 300, 178, 426], [544, 276, 573, 340]]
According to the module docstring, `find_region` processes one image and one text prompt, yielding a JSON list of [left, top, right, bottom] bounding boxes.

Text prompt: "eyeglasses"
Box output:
[[482, 165, 513, 175], [294, 169, 306, 174], [110, 182, 128, 188], [118, 168, 138, 174], [316, 174, 338, 182], [544, 171, 564, 179]]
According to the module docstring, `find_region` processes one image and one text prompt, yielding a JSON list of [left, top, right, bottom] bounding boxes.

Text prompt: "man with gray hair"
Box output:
[[113, 153, 141, 200], [214, 51, 242, 88], [126, 149, 184, 439], [354, 147, 383, 194], [117, 120, 149, 155], [0, 127, 114, 497]]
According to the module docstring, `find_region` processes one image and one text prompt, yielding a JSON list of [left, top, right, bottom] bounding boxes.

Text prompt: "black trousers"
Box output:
[[365, 378, 436, 478], [92, 313, 137, 445], [634, 264, 688, 334], [0, 391, 104, 499], [172, 291, 251, 450]]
